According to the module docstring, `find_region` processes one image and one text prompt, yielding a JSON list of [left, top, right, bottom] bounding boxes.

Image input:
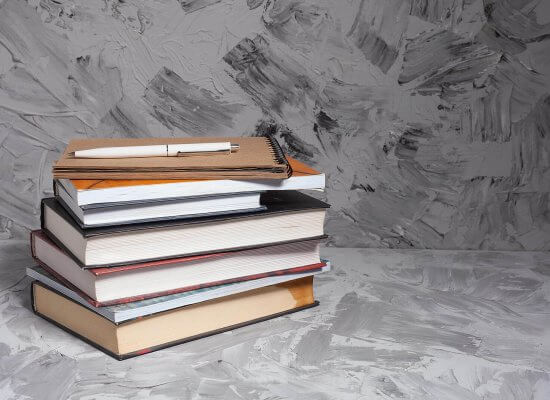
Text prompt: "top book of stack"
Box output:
[[52, 138, 325, 227], [53, 137, 291, 180], [57, 156, 324, 208]]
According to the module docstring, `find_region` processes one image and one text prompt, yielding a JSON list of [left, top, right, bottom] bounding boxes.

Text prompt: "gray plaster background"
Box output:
[[0, 0, 549, 250]]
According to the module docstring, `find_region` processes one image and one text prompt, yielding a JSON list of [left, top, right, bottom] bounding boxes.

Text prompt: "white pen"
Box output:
[[73, 142, 240, 158]]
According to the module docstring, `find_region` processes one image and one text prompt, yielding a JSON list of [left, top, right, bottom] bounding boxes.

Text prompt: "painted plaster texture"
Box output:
[[1, 245, 549, 398], [0, 0, 548, 249]]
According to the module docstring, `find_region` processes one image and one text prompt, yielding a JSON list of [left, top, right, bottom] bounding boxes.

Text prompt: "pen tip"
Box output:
[[231, 144, 240, 151]]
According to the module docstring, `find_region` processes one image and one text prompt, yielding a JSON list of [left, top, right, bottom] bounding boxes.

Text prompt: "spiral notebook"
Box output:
[[53, 137, 291, 180]]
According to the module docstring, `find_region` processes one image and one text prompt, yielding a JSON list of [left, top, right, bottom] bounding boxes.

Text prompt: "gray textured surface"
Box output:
[[0, 0, 548, 250], [2, 2, 549, 397], [1, 245, 549, 399]]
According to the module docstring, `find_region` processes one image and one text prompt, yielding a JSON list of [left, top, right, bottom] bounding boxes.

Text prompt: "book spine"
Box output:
[[41, 226, 89, 269], [40, 199, 45, 231], [32, 305, 125, 360], [30, 230, 36, 258], [31, 262, 102, 307]]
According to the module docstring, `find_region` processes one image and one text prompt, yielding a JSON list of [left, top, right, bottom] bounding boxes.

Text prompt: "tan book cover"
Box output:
[[32, 276, 316, 359], [66, 156, 318, 191], [53, 137, 291, 180]]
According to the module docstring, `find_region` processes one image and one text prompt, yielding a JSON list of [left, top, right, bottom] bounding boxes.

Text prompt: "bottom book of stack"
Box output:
[[29, 263, 329, 360]]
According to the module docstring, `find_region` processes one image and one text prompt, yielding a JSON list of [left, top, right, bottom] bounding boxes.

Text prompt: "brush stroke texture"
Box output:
[[0, 0, 548, 250], [409, 0, 463, 24], [347, 0, 409, 73], [144, 67, 243, 135], [178, 0, 222, 13]]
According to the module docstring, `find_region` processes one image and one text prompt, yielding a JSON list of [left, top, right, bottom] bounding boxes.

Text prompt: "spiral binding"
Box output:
[[266, 136, 292, 176]]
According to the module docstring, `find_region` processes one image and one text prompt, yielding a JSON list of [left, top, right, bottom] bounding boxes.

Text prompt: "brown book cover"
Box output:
[[31, 278, 319, 360], [63, 156, 318, 191], [53, 137, 291, 180]]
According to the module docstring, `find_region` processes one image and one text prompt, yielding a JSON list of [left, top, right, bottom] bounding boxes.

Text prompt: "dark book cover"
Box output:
[[41, 190, 329, 268], [42, 190, 330, 235]]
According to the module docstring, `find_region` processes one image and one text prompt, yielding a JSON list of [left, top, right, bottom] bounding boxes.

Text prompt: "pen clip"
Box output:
[[176, 150, 231, 157], [175, 144, 239, 156]]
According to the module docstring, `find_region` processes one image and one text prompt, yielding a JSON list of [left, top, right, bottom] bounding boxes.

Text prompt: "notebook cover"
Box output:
[[64, 156, 321, 192], [42, 190, 329, 237], [31, 281, 319, 361], [53, 137, 291, 180]]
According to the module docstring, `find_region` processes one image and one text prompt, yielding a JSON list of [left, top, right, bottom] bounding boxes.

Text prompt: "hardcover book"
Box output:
[[31, 229, 325, 305], [27, 263, 330, 323], [55, 189, 264, 227], [32, 276, 318, 360], [41, 191, 329, 267]]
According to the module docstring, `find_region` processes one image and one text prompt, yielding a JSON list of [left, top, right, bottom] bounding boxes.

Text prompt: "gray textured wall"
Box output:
[[0, 0, 549, 250]]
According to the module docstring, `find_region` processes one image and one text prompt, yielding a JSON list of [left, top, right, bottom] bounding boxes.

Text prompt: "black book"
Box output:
[[41, 191, 329, 268]]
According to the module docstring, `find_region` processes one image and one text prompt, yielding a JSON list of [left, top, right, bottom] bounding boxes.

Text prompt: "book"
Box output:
[[41, 191, 329, 267], [55, 157, 324, 208], [27, 263, 330, 323], [53, 137, 291, 180], [31, 277, 318, 360], [31, 229, 325, 305], [56, 187, 264, 227]]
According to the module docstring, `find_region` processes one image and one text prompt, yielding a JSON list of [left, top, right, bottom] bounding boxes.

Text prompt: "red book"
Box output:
[[31, 230, 325, 306]]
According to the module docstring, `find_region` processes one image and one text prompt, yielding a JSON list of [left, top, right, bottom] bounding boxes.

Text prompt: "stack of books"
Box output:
[[28, 137, 330, 359]]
